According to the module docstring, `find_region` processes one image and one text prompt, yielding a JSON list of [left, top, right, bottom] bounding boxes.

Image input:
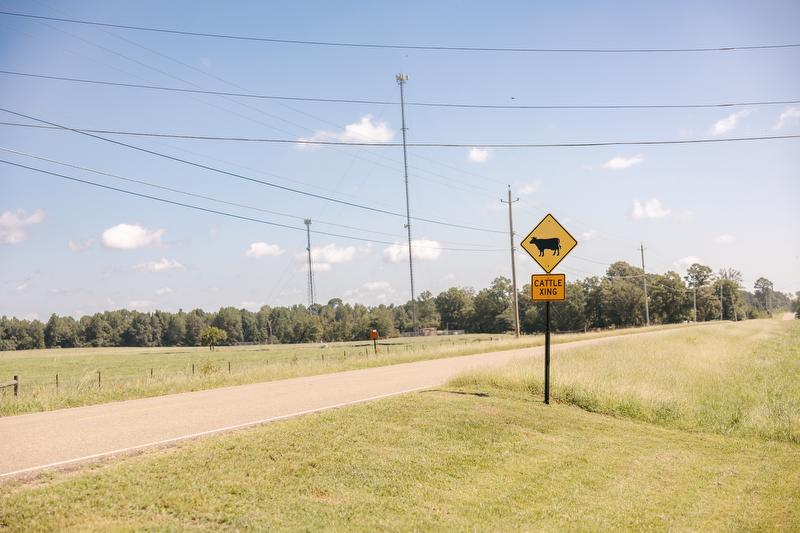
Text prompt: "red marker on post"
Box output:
[[370, 329, 378, 354]]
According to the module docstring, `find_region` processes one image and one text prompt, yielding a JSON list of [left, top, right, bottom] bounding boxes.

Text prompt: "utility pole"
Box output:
[[640, 243, 650, 327], [305, 218, 315, 307], [692, 287, 697, 322], [719, 283, 724, 320], [501, 186, 520, 337], [397, 73, 416, 332]]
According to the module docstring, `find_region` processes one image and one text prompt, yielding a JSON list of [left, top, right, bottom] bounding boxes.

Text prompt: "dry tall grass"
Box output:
[[451, 320, 800, 442]]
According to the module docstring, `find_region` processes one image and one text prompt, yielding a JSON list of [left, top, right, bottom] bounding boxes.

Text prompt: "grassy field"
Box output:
[[0, 324, 694, 416], [451, 319, 800, 443], [0, 318, 798, 531], [1, 386, 797, 531]]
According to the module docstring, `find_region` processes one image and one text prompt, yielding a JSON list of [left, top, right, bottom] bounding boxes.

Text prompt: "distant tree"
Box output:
[[212, 307, 243, 344], [163, 311, 187, 346], [241, 310, 262, 343], [553, 281, 588, 331], [601, 262, 645, 327], [44, 315, 81, 348], [415, 291, 441, 329], [369, 305, 397, 338], [184, 309, 208, 346], [199, 326, 227, 351], [581, 276, 605, 329], [471, 277, 513, 333], [649, 271, 690, 324], [685, 263, 713, 288], [435, 287, 475, 331], [256, 305, 273, 342], [83, 314, 112, 347], [754, 277, 774, 311]]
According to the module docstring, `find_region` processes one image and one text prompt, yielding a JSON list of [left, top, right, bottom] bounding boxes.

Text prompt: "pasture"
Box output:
[[0, 324, 691, 416], [451, 319, 800, 442], [0, 318, 797, 531]]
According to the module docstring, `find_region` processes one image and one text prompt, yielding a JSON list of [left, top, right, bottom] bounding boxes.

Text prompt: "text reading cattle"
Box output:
[[531, 274, 566, 301], [520, 214, 577, 273]]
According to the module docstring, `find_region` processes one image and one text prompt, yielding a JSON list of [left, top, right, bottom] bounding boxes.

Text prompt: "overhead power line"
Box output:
[[0, 158, 506, 252], [2, 11, 798, 53], [0, 107, 505, 234], [3, 120, 798, 148], [0, 146, 499, 249], [3, 70, 799, 111]]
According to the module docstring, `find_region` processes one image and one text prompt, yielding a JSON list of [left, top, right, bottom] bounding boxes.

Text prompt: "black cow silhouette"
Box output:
[[529, 236, 561, 256]]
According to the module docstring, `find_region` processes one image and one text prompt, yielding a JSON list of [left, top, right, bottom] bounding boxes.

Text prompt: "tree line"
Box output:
[[1, 261, 795, 351]]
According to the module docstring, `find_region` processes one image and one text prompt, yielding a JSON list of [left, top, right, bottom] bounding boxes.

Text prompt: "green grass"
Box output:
[[0, 324, 695, 416], [450, 319, 800, 442], [1, 389, 797, 532], [1, 319, 798, 531]]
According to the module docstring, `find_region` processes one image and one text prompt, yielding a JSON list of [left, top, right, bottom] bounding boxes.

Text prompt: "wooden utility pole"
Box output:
[[640, 243, 650, 326], [501, 186, 520, 337]]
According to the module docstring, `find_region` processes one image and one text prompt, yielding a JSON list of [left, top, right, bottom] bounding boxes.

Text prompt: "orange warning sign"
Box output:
[[531, 274, 566, 301]]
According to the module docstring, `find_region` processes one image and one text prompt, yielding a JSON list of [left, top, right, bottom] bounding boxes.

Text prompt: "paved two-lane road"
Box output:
[[0, 327, 695, 478]]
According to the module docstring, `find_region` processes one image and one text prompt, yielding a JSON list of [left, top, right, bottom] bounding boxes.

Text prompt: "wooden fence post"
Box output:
[[13, 375, 18, 396]]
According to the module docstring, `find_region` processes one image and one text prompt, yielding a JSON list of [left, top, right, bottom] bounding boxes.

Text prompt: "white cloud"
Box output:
[[467, 147, 491, 163], [16, 282, 29, 292], [676, 256, 701, 269], [245, 242, 284, 258], [711, 110, 750, 136], [343, 280, 402, 305], [240, 301, 264, 311], [602, 154, 644, 170], [383, 239, 442, 262], [128, 300, 153, 311], [632, 199, 670, 219], [102, 224, 164, 249], [296, 243, 356, 272], [68, 239, 94, 251], [0, 209, 46, 245], [300, 114, 394, 146], [363, 281, 392, 291], [581, 229, 597, 241], [23, 312, 39, 321], [302, 262, 332, 272], [773, 107, 800, 130], [715, 234, 735, 244], [312, 243, 356, 264], [135, 258, 184, 272], [519, 181, 541, 195], [155, 287, 173, 296]]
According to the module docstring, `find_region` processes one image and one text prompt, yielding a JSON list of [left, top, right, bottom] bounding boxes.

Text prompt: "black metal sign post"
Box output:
[[531, 274, 566, 405], [544, 301, 551, 405]]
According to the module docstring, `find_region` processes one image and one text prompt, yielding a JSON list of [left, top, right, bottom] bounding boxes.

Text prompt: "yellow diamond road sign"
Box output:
[[520, 214, 577, 273]]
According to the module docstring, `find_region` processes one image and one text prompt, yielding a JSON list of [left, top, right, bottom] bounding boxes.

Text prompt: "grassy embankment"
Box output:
[[0, 323, 694, 416], [451, 319, 800, 442], [0, 319, 798, 531]]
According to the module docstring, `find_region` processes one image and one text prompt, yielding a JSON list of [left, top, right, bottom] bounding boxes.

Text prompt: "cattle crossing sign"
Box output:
[[520, 213, 577, 406], [520, 214, 577, 273], [531, 274, 566, 301]]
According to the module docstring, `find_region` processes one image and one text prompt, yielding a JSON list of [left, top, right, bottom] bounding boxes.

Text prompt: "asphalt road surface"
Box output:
[[0, 327, 697, 479]]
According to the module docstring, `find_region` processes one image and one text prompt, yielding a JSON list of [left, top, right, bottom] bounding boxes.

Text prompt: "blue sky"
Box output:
[[1, 0, 798, 319]]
